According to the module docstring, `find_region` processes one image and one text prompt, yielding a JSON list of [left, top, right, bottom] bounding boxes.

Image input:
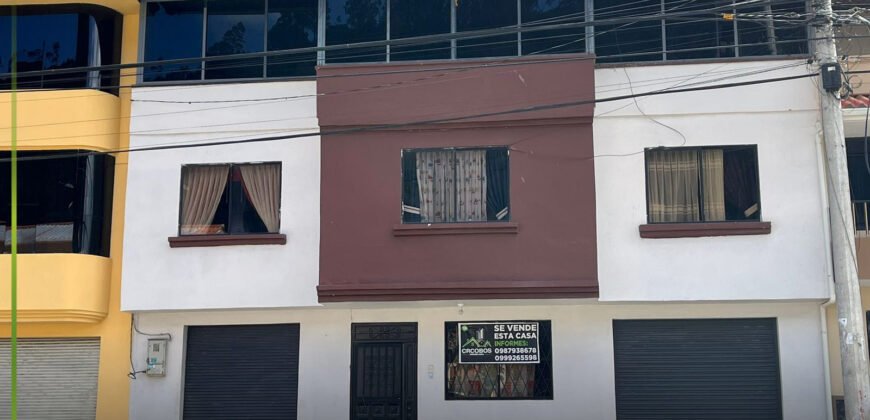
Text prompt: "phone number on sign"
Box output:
[[494, 347, 537, 354], [494, 354, 539, 362]]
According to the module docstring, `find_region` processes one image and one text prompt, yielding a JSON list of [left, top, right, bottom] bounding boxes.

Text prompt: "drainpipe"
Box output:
[[817, 120, 836, 420]]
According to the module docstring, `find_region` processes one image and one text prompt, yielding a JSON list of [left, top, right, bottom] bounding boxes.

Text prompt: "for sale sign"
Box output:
[[458, 321, 540, 364]]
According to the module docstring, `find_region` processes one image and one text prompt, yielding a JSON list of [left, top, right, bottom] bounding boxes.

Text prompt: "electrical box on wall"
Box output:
[[146, 338, 168, 376]]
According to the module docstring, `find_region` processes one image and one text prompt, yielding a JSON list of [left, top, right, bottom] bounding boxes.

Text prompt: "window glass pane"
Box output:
[[770, 0, 807, 55], [144, 0, 204, 82], [16, 14, 85, 88], [645, 149, 701, 223], [326, 0, 387, 63], [401, 151, 422, 223], [390, 0, 451, 61], [722, 147, 760, 221], [267, 0, 318, 77], [735, 5, 773, 57], [0, 152, 113, 256], [521, 0, 585, 55], [593, 0, 662, 62], [664, 0, 734, 60], [457, 0, 518, 58], [205, 0, 265, 80], [0, 15, 10, 90], [180, 165, 231, 235], [236, 163, 281, 233]]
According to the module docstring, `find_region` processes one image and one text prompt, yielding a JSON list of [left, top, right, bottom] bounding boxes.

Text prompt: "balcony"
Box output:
[[0, 253, 111, 323], [0, 151, 114, 322]]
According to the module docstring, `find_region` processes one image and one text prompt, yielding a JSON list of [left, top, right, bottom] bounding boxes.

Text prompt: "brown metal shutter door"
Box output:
[[0, 338, 100, 420], [613, 318, 782, 420], [183, 324, 300, 420]]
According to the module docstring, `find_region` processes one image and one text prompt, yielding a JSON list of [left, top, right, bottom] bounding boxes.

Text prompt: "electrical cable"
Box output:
[[0, 70, 817, 164]]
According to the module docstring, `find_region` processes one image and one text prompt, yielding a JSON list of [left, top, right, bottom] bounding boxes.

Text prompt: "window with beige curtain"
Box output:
[[179, 162, 281, 235], [646, 146, 760, 223]]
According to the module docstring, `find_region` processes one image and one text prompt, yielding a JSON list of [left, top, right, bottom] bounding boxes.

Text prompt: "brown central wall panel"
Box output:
[[317, 55, 598, 302]]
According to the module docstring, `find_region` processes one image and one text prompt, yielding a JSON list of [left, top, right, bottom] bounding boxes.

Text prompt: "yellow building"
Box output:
[[0, 0, 138, 418]]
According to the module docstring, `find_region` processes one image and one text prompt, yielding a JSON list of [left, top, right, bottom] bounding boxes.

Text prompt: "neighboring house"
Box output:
[[122, 1, 831, 420], [0, 0, 140, 419]]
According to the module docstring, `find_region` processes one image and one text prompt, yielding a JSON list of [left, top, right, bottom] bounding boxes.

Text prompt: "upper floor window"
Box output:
[[139, 0, 807, 83], [0, 5, 122, 92], [0, 152, 114, 256], [401, 148, 509, 224], [179, 162, 281, 235], [645, 146, 760, 223], [143, 0, 317, 82]]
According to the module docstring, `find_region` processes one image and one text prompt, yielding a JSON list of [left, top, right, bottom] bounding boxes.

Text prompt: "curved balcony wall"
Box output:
[[0, 253, 111, 323]]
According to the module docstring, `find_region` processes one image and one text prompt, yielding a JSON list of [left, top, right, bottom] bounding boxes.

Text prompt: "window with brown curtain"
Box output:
[[645, 146, 759, 223], [179, 162, 281, 235]]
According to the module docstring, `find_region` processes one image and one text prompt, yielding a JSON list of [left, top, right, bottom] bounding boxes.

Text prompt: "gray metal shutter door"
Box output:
[[183, 324, 300, 420], [613, 318, 782, 420], [0, 338, 100, 420]]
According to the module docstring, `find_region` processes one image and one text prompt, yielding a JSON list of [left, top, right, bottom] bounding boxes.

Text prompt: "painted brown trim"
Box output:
[[638, 221, 771, 238], [168, 233, 287, 248], [318, 282, 598, 302], [393, 222, 519, 237]]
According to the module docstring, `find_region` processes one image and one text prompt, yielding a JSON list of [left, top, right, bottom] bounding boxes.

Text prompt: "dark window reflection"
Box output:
[[144, 1, 204, 82], [457, 0, 518, 58], [205, 0, 265, 79], [0, 5, 121, 91], [522, 0, 585, 55], [326, 0, 387, 63], [390, 0, 451, 61], [0, 16, 10, 87], [267, 0, 318, 77], [665, 0, 734, 60], [594, 0, 662, 63], [0, 152, 114, 256]]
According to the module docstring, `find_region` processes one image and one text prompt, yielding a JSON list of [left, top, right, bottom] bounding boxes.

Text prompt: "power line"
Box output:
[[0, 71, 816, 164]]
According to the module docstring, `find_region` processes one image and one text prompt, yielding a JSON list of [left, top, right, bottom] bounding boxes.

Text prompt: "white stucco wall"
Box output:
[[594, 60, 831, 301], [127, 302, 827, 420], [121, 81, 321, 311]]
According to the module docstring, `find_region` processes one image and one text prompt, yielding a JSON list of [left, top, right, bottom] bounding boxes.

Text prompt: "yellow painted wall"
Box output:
[[0, 9, 139, 420]]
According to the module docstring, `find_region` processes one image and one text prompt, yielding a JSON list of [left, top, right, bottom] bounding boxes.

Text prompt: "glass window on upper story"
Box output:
[[142, 0, 317, 82], [595, 0, 806, 63], [0, 152, 114, 256], [401, 148, 509, 224], [179, 162, 281, 235], [0, 5, 122, 92], [645, 146, 760, 224]]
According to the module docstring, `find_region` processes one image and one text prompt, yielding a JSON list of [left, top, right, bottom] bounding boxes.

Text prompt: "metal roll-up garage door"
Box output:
[[183, 324, 300, 420], [613, 318, 782, 420], [0, 338, 100, 420]]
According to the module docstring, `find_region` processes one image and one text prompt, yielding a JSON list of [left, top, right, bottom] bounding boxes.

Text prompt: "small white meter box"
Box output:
[[146, 338, 168, 376]]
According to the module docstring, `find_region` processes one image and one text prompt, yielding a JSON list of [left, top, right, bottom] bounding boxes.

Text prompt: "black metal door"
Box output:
[[351, 323, 417, 420]]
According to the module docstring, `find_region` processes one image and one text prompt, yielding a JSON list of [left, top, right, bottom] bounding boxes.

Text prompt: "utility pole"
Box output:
[[814, 0, 870, 417]]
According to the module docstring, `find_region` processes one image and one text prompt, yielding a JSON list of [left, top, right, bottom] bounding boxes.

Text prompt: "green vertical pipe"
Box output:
[[9, 6, 18, 420]]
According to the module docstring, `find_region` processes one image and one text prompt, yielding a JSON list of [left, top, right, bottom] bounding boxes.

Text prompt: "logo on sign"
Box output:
[[460, 325, 493, 357]]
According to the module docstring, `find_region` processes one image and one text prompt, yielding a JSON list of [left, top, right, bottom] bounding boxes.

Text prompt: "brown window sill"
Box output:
[[392, 222, 519, 237], [168, 233, 287, 248], [639, 221, 771, 239]]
